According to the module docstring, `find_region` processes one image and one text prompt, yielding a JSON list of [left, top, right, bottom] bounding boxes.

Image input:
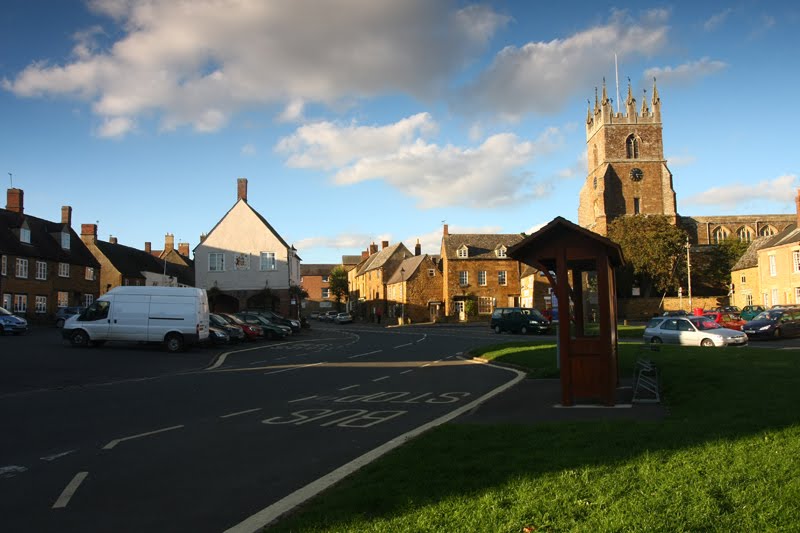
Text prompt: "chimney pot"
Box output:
[[369, 242, 378, 254], [178, 242, 190, 257], [81, 223, 98, 244], [165, 233, 175, 252], [199, 233, 207, 244], [61, 206, 72, 226], [415, 239, 421, 256], [381, 240, 389, 249], [6, 188, 23, 214], [361, 250, 369, 260], [109, 236, 118, 245], [237, 178, 248, 203], [145, 241, 152, 253], [443, 224, 449, 236]]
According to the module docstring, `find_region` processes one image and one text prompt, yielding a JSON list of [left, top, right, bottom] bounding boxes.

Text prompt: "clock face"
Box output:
[[630, 168, 644, 182]]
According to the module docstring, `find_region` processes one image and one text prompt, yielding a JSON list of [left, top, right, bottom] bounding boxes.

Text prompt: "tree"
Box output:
[[691, 238, 750, 294], [328, 266, 349, 310], [288, 284, 309, 318], [607, 215, 687, 297]]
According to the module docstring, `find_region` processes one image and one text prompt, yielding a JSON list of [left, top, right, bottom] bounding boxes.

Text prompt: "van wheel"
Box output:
[[165, 333, 184, 353], [70, 330, 89, 347], [520, 326, 529, 335], [494, 325, 501, 334], [700, 338, 715, 347]]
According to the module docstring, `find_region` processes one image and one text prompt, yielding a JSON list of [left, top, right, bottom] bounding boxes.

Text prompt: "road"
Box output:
[[0, 322, 520, 533]]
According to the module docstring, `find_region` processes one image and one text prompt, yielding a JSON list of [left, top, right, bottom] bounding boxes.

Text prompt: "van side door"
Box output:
[[75, 300, 112, 340], [148, 296, 193, 342], [109, 294, 150, 341]]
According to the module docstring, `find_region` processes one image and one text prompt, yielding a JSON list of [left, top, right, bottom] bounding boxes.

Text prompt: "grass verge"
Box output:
[[270, 341, 800, 532]]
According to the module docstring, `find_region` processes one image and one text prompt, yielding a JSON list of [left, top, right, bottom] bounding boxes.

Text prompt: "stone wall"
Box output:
[[617, 295, 729, 321]]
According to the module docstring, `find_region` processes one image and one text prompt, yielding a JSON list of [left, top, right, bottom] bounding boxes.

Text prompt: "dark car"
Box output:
[[207, 325, 230, 345], [490, 307, 550, 334], [244, 309, 301, 333], [55, 306, 85, 328], [210, 313, 245, 343], [218, 312, 262, 341], [0, 306, 28, 335], [236, 312, 290, 339], [742, 308, 800, 339]]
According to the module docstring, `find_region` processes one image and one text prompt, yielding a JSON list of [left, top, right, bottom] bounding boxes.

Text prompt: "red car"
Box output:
[[218, 312, 263, 341], [703, 312, 745, 331]]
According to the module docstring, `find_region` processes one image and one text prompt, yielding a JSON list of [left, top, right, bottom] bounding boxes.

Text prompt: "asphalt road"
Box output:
[[0, 322, 521, 533]]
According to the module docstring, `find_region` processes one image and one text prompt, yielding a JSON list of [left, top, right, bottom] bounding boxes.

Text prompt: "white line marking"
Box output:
[[264, 362, 324, 376], [289, 395, 317, 403], [393, 343, 413, 349], [249, 360, 269, 366], [206, 337, 344, 370], [224, 365, 526, 532], [40, 450, 76, 462], [220, 408, 263, 419], [372, 376, 390, 382], [52, 472, 88, 509], [421, 363, 431, 368], [102, 425, 184, 450], [338, 384, 360, 391], [0, 465, 27, 478], [348, 350, 382, 359], [416, 334, 427, 343], [400, 370, 413, 374]]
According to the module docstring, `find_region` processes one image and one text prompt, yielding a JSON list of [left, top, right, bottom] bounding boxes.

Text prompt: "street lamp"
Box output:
[[686, 237, 693, 312], [400, 267, 405, 324]]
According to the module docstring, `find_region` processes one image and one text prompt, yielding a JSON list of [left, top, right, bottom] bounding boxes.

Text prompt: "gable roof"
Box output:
[[731, 236, 774, 271], [95, 240, 195, 285], [442, 233, 524, 260], [196, 199, 292, 253], [300, 264, 337, 277], [759, 224, 800, 251], [358, 243, 412, 275], [0, 208, 99, 267], [385, 255, 428, 284]]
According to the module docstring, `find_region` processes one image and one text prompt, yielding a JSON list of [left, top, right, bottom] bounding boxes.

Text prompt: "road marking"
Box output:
[[52, 472, 88, 509], [206, 337, 344, 370], [102, 425, 184, 450], [289, 395, 317, 403], [421, 363, 432, 368], [372, 376, 389, 382], [0, 465, 27, 478], [249, 360, 269, 365], [264, 362, 324, 376], [400, 370, 413, 374], [393, 343, 413, 349], [338, 384, 360, 391], [220, 408, 263, 419], [416, 334, 427, 343], [348, 350, 382, 359], [225, 364, 527, 533], [40, 450, 76, 462]]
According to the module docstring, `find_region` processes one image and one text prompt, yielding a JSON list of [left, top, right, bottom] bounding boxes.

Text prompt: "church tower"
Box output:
[[578, 79, 677, 235]]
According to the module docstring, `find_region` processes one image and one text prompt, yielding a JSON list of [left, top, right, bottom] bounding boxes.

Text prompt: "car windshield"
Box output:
[[224, 314, 246, 325], [690, 318, 721, 330], [754, 311, 782, 320]]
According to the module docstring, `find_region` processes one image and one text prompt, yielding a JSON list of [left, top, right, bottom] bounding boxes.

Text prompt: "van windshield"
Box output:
[[521, 309, 545, 320]]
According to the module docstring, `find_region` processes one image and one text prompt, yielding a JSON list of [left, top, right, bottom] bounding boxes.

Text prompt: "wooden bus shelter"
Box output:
[[508, 217, 625, 406]]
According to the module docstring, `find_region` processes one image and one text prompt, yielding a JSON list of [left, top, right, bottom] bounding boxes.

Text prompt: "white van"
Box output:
[[63, 286, 209, 352]]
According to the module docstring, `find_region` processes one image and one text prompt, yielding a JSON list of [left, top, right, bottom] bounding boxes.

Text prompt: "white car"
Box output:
[[643, 316, 747, 347], [334, 312, 353, 324]]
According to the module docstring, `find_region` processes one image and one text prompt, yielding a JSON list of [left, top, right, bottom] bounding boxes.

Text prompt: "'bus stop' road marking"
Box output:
[[102, 425, 184, 450], [52, 472, 88, 509], [220, 408, 262, 419]]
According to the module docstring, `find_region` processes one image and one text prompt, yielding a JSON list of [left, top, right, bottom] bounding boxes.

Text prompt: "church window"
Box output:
[[736, 226, 753, 242], [633, 197, 641, 214], [711, 226, 729, 244], [593, 176, 597, 189], [759, 225, 776, 237], [592, 145, 598, 168], [625, 135, 640, 159]]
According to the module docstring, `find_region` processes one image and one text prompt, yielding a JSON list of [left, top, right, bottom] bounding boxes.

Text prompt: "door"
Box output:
[[658, 318, 679, 344], [455, 301, 465, 321], [76, 300, 111, 340], [676, 318, 700, 345], [109, 295, 150, 341]]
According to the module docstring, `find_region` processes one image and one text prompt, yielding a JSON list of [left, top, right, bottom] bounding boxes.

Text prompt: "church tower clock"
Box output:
[[578, 79, 677, 235]]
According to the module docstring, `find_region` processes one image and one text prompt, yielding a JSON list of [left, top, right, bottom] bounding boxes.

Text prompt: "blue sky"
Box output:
[[1, 1, 798, 264]]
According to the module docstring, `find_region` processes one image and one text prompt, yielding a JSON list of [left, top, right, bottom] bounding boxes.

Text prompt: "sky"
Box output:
[[1, 0, 799, 264]]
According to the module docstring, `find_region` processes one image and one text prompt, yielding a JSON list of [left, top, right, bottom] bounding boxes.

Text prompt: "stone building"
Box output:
[[385, 252, 443, 323], [300, 263, 339, 313], [348, 241, 413, 320]]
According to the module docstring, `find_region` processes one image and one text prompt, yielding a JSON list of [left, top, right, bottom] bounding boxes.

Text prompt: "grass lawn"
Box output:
[[270, 341, 800, 532]]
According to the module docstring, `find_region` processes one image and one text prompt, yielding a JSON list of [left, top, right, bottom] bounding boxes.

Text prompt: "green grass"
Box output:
[[270, 342, 800, 532]]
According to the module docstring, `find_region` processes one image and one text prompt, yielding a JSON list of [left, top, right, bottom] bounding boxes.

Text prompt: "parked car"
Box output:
[[245, 309, 300, 333], [321, 310, 339, 322], [708, 306, 741, 315], [207, 325, 231, 345], [742, 308, 800, 339], [703, 312, 746, 331], [0, 306, 27, 335], [218, 313, 262, 341], [740, 305, 766, 321], [490, 307, 550, 334], [662, 310, 688, 317], [54, 306, 85, 328], [210, 313, 245, 343], [643, 316, 748, 347], [309, 312, 320, 320], [334, 312, 353, 324], [236, 312, 290, 339]]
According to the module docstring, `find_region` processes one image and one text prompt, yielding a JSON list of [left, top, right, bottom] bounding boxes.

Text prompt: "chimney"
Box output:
[[361, 250, 369, 260], [415, 239, 421, 256], [109, 236, 118, 245], [443, 224, 449, 236], [145, 241, 152, 253], [381, 240, 389, 250], [369, 242, 378, 255], [81, 223, 97, 244], [237, 178, 248, 203], [165, 233, 175, 252], [6, 188, 23, 214], [199, 233, 207, 244], [61, 206, 72, 226], [179, 242, 190, 257]]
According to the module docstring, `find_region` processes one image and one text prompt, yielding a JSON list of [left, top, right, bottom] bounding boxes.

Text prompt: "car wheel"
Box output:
[[700, 338, 715, 347], [520, 326, 529, 335], [494, 326, 501, 334], [773, 328, 782, 339], [650, 337, 663, 344], [56, 318, 65, 328], [165, 333, 184, 353], [70, 329, 89, 347]]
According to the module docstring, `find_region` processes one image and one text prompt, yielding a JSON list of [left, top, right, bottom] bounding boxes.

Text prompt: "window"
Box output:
[[36, 261, 47, 280], [625, 134, 640, 159], [457, 246, 468, 258], [260, 252, 276, 271], [459, 271, 468, 286], [745, 293, 753, 306], [84, 294, 94, 307], [737, 227, 753, 243], [20, 227, 31, 244], [85, 267, 95, 281], [16, 258, 28, 279], [1, 255, 5, 276], [763, 293, 769, 306], [711, 227, 729, 244], [58, 291, 69, 308], [633, 197, 640, 214], [428, 269, 435, 277], [498, 271, 507, 286], [14, 294, 27, 313], [209, 253, 225, 272], [760, 226, 776, 237], [795, 288, 800, 305], [478, 271, 487, 286], [772, 289, 779, 306], [741, 274, 746, 283], [322, 275, 329, 283], [35, 296, 47, 313], [478, 297, 494, 314], [2, 294, 11, 310], [58, 263, 69, 277], [769, 255, 777, 277], [322, 288, 330, 299], [794, 251, 800, 273], [496, 246, 507, 258], [61, 232, 70, 249]]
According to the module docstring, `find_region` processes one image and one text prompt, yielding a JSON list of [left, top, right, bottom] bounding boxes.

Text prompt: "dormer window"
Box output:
[[20, 226, 31, 244], [61, 231, 71, 250], [457, 245, 469, 258], [496, 246, 507, 258]]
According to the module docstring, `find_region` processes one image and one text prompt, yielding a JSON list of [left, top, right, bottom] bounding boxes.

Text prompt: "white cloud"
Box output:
[[277, 99, 305, 123], [240, 143, 257, 156], [277, 114, 563, 209], [667, 153, 696, 167], [525, 222, 547, 235], [683, 174, 798, 208], [644, 57, 727, 85], [4, 0, 508, 137], [96, 116, 134, 138], [704, 9, 733, 31], [295, 233, 375, 251], [455, 9, 670, 119]]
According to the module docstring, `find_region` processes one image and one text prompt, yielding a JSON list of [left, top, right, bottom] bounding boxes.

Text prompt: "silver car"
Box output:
[[643, 316, 748, 347]]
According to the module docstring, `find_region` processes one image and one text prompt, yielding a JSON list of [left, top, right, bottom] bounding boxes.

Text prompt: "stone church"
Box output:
[[578, 79, 793, 244]]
